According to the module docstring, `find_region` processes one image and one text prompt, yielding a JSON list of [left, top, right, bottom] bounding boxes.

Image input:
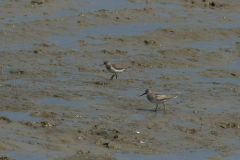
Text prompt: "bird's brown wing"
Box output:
[[112, 64, 130, 70], [154, 93, 174, 101]]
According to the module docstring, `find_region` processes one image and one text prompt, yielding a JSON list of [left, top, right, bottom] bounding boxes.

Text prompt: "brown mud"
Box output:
[[0, 0, 240, 159]]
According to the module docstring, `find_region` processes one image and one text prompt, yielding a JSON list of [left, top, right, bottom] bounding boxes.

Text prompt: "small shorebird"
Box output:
[[139, 89, 178, 112], [100, 61, 130, 80]]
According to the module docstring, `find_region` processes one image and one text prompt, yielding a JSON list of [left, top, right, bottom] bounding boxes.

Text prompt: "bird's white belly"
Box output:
[[109, 66, 124, 73]]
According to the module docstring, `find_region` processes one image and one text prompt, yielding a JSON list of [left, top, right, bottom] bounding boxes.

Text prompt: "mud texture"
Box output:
[[0, 0, 240, 159]]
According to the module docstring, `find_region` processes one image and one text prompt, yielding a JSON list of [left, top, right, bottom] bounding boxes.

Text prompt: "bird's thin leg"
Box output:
[[111, 74, 115, 80], [155, 104, 158, 112], [162, 102, 166, 111], [115, 73, 117, 79]]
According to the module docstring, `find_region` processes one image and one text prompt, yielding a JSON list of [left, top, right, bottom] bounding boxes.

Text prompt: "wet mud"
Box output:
[[0, 0, 240, 159]]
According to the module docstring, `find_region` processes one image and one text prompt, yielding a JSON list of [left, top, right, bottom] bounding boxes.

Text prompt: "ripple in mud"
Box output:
[[221, 152, 240, 160], [0, 116, 11, 123], [19, 120, 56, 128], [0, 156, 15, 160]]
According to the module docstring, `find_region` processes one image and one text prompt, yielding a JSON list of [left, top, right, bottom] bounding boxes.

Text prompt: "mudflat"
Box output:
[[0, 0, 240, 159]]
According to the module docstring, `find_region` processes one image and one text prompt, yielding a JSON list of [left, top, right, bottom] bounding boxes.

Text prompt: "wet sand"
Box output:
[[0, 0, 240, 159]]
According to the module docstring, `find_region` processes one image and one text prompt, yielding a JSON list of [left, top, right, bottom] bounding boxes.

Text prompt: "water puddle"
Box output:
[[176, 12, 188, 17], [113, 149, 219, 160], [4, 152, 50, 160], [0, 1, 184, 27], [222, 60, 240, 70], [184, 38, 240, 52], [0, 111, 42, 122], [0, 41, 39, 51], [149, 62, 240, 85], [0, 0, 142, 25], [2, 79, 26, 84], [189, 8, 240, 29], [113, 89, 140, 97], [66, 120, 79, 126], [39, 98, 87, 108], [226, 139, 240, 148], [93, 96, 105, 103], [0, 9, 78, 24], [46, 23, 174, 50], [47, 35, 107, 50], [83, 23, 174, 37], [1, 0, 239, 53]]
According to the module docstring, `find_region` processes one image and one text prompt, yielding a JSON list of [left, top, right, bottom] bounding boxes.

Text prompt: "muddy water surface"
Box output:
[[0, 0, 240, 159]]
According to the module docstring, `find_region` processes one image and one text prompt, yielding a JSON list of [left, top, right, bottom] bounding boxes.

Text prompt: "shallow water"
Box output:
[[4, 152, 51, 160], [114, 149, 219, 160], [46, 23, 174, 50], [1, 0, 240, 159], [184, 38, 240, 52], [222, 60, 240, 70], [0, 111, 42, 122], [2, 78, 26, 84]]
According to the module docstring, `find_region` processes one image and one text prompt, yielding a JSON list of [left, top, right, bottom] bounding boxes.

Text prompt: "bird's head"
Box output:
[[139, 89, 151, 97]]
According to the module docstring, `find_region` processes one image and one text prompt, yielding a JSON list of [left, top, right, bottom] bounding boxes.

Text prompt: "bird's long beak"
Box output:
[[99, 64, 104, 66], [139, 92, 146, 97]]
